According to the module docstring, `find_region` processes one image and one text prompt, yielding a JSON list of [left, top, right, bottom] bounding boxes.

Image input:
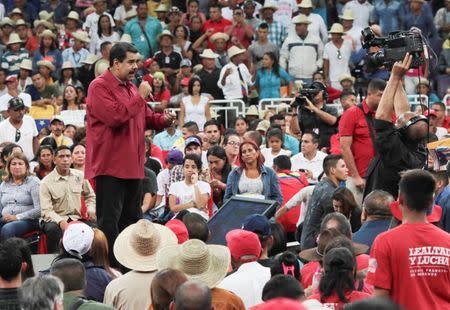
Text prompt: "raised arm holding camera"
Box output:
[[364, 53, 428, 198]]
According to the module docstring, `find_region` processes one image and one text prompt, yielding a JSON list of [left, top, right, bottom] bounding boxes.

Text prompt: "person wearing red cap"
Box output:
[[165, 219, 189, 244], [424, 109, 447, 140], [367, 169, 450, 310], [218, 229, 271, 308], [0, 75, 32, 116]]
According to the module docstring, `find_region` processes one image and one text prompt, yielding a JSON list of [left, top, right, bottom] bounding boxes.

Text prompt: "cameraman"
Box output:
[[297, 81, 338, 149], [364, 53, 428, 198]]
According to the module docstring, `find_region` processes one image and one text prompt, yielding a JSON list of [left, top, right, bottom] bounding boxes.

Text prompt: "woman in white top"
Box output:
[[179, 77, 211, 131], [168, 154, 211, 220], [90, 14, 120, 55], [261, 128, 291, 167], [173, 25, 193, 59]]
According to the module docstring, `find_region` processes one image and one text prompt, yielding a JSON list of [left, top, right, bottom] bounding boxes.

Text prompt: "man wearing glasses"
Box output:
[[0, 97, 38, 160]]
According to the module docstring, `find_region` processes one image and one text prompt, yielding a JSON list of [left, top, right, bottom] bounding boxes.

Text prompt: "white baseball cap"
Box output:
[[62, 222, 95, 259]]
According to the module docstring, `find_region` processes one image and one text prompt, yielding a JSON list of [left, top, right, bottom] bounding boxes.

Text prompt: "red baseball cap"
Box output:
[[389, 201, 442, 223], [181, 77, 190, 87], [226, 229, 261, 262], [251, 298, 307, 310], [165, 219, 189, 244], [5, 75, 17, 83], [424, 109, 437, 118], [143, 58, 154, 69]]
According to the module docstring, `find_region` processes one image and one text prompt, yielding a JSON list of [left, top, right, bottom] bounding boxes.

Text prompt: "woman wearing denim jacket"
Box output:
[[224, 140, 283, 205]]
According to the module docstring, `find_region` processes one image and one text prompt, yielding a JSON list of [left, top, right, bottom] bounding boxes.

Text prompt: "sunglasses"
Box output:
[[15, 129, 21, 142]]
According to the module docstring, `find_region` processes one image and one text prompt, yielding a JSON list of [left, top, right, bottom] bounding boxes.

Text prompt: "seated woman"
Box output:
[[234, 116, 249, 139], [260, 127, 291, 167], [331, 188, 362, 232], [224, 140, 283, 205], [169, 154, 211, 220], [207, 145, 232, 209], [33, 145, 55, 180], [149, 71, 171, 112], [0, 152, 41, 240], [223, 131, 241, 167], [179, 77, 211, 131]]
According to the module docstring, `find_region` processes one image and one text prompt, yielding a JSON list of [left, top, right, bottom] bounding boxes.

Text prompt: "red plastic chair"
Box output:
[[21, 230, 48, 254]]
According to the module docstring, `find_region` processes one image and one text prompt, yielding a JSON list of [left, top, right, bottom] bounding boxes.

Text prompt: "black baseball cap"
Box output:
[[8, 97, 25, 111]]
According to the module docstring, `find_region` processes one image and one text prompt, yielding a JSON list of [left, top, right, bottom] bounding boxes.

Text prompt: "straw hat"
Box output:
[[199, 49, 219, 59], [7, 33, 22, 45], [37, 60, 56, 72], [256, 120, 270, 132], [0, 17, 15, 27], [61, 61, 75, 70], [157, 29, 174, 41], [126, 8, 137, 19], [259, 1, 278, 12], [155, 4, 168, 12], [39, 10, 54, 21], [246, 105, 259, 116], [227, 46, 246, 59], [329, 23, 344, 34], [96, 61, 109, 76], [72, 30, 90, 43], [209, 32, 229, 43], [339, 74, 355, 84], [210, 109, 219, 119], [120, 33, 132, 43], [19, 59, 32, 71], [416, 78, 430, 87], [82, 54, 99, 65], [156, 239, 230, 288], [14, 19, 27, 28], [339, 9, 355, 21], [114, 219, 178, 272], [193, 64, 203, 74], [9, 8, 23, 17], [278, 102, 291, 112], [39, 29, 56, 39], [67, 11, 80, 22], [33, 19, 54, 30], [292, 14, 311, 24], [298, 0, 313, 8]]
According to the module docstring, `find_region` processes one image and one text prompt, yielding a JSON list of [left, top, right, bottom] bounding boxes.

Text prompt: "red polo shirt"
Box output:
[[338, 100, 375, 178], [85, 69, 167, 179], [276, 170, 308, 233], [202, 18, 232, 49]]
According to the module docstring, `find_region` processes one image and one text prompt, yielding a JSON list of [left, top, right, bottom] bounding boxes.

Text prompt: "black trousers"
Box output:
[[96, 175, 143, 267], [42, 222, 62, 254]]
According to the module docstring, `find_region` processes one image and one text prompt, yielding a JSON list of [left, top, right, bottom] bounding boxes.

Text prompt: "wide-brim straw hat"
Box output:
[[339, 9, 355, 21], [61, 61, 75, 70], [126, 8, 137, 19], [19, 59, 33, 71], [14, 19, 28, 28], [209, 32, 229, 43], [1, 17, 15, 27], [7, 33, 22, 45], [39, 10, 54, 21], [120, 33, 132, 43], [259, 1, 278, 12], [114, 220, 178, 272], [246, 105, 259, 116], [155, 4, 168, 12], [39, 29, 56, 39], [292, 14, 311, 24], [72, 30, 90, 43], [34, 19, 54, 30], [227, 46, 246, 59], [298, 0, 313, 8], [9, 8, 23, 17], [66, 11, 80, 22], [329, 23, 344, 34], [199, 49, 219, 59], [339, 74, 355, 84], [157, 30, 174, 41], [157, 239, 230, 288], [82, 54, 99, 65], [37, 60, 56, 72]]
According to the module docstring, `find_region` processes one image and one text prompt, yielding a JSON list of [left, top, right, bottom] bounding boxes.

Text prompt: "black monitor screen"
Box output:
[[207, 196, 277, 245]]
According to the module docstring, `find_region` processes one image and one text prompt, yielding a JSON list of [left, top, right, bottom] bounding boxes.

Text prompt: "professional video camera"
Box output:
[[291, 81, 327, 109], [361, 27, 424, 69]]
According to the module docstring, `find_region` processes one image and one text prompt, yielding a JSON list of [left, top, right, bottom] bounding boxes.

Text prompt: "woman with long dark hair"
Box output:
[[331, 188, 362, 232], [61, 85, 81, 111], [33, 145, 55, 180], [55, 62, 83, 96], [234, 116, 248, 139], [32, 30, 63, 78], [173, 25, 192, 59], [224, 140, 283, 205], [255, 52, 293, 99], [91, 14, 120, 55], [179, 77, 211, 131], [207, 145, 232, 209]]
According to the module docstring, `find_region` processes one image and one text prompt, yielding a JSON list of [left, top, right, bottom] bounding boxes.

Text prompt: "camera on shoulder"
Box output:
[[291, 81, 327, 109]]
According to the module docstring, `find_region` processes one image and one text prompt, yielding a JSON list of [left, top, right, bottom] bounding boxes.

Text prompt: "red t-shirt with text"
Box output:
[[366, 223, 450, 310], [308, 291, 370, 309]]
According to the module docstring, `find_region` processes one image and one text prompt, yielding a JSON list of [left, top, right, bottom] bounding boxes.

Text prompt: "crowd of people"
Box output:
[[0, 0, 450, 309]]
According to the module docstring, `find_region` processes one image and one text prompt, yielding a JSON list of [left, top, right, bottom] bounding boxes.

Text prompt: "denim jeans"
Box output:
[[0, 219, 40, 241]]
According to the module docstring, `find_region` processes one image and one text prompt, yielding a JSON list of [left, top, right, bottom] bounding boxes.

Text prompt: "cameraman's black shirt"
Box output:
[[298, 105, 338, 148], [365, 119, 427, 198]]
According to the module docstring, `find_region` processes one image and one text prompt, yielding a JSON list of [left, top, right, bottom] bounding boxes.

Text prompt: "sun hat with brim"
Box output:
[[1, 18, 15, 27], [246, 105, 259, 116], [7, 33, 22, 45], [82, 54, 99, 65], [61, 61, 75, 70], [14, 19, 28, 28], [114, 219, 178, 272], [298, 228, 368, 262], [209, 32, 229, 43], [339, 74, 355, 84], [157, 30, 174, 41], [199, 49, 219, 59], [155, 4, 168, 12], [227, 46, 246, 59], [120, 33, 132, 43], [39, 29, 56, 39], [259, 2, 278, 12], [156, 239, 231, 288], [67, 11, 80, 22], [72, 30, 90, 43], [19, 59, 32, 71], [39, 10, 54, 21], [339, 9, 355, 21], [292, 14, 311, 24], [298, 0, 313, 8], [9, 8, 23, 17], [389, 201, 442, 223], [126, 8, 137, 19], [329, 23, 344, 34], [37, 60, 56, 72], [256, 120, 270, 132], [416, 78, 430, 87], [34, 19, 54, 30]]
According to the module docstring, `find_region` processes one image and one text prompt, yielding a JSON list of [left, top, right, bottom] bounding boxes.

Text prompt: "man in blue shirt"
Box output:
[[124, 1, 162, 59], [153, 121, 182, 150], [352, 189, 393, 252], [431, 169, 450, 233]]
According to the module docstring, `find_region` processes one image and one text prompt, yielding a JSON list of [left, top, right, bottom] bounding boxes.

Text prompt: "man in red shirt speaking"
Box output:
[[85, 42, 176, 266]]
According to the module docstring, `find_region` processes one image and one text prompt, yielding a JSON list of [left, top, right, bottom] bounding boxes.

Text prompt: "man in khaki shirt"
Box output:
[[40, 145, 96, 253]]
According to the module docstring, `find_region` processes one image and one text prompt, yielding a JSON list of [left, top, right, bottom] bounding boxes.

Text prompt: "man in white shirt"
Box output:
[[83, 0, 115, 37], [218, 229, 270, 309], [0, 97, 38, 160], [113, 0, 136, 28], [62, 31, 90, 68], [0, 75, 31, 117], [291, 132, 327, 183], [272, 0, 298, 28], [340, 9, 363, 51], [294, 0, 327, 43], [218, 46, 252, 101], [343, 0, 373, 28]]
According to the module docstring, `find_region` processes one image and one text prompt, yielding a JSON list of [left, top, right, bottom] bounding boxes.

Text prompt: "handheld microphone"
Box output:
[[135, 72, 143, 84]]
